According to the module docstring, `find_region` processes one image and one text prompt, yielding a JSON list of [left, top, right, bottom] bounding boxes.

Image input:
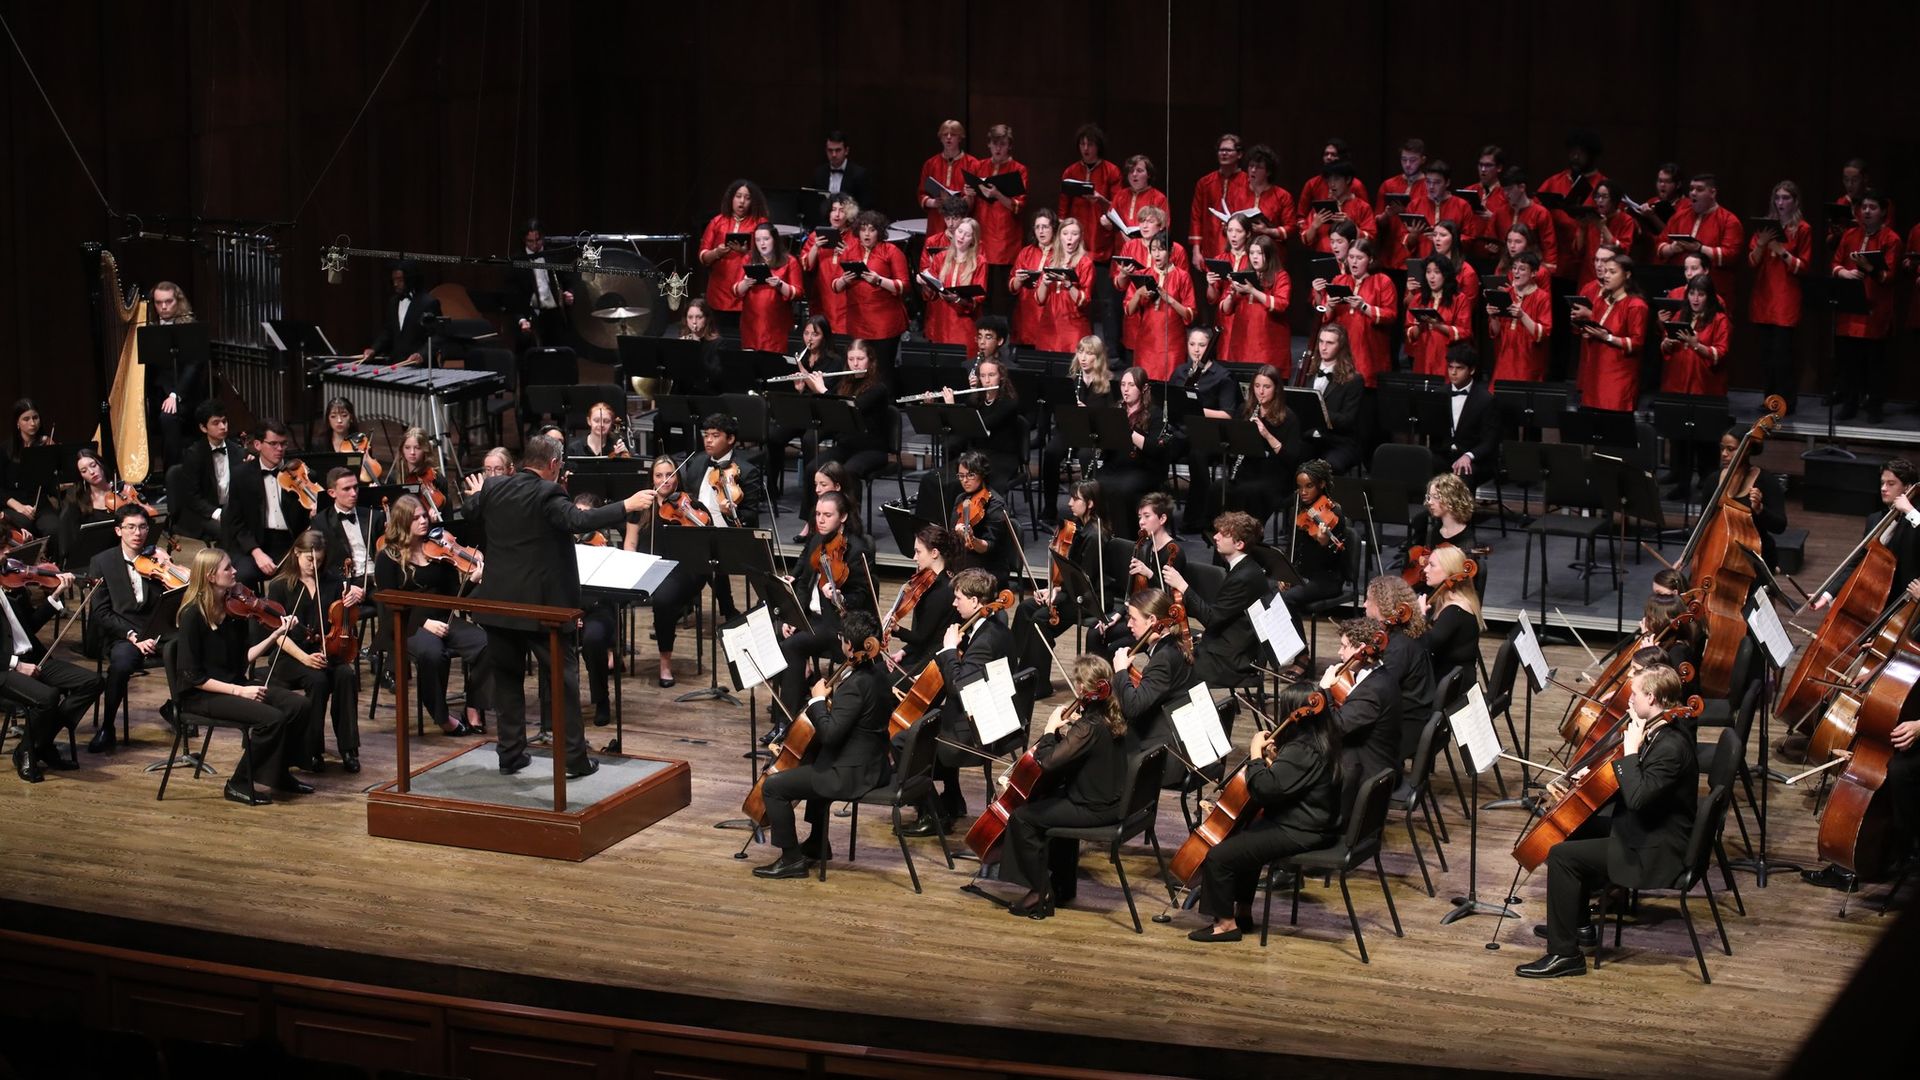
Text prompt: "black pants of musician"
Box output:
[[580, 608, 616, 715], [776, 620, 842, 724], [1181, 452, 1224, 533], [1197, 818, 1331, 920], [894, 709, 974, 816], [759, 763, 851, 855], [1888, 742, 1920, 836], [647, 567, 703, 658], [100, 640, 155, 733], [179, 685, 300, 787], [1005, 796, 1117, 903], [149, 398, 191, 472], [1542, 836, 1613, 957], [269, 658, 359, 764], [407, 621, 490, 727], [487, 625, 592, 772], [1753, 323, 1798, 411], [1, 658, 102, 760], [233, 528, 294, 591], [1834, 334, 1889, 409], [1085, 615, 1134, 659], [765, 424, 816, 502]]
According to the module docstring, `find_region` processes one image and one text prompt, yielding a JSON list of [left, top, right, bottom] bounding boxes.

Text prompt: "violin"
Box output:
[[277, 459, 325, 512], [337, 432, 385, 483], [422, 527, 481, 574], [4, 523, 33, 548], [1047, 520, 1077, 626], [101, 480, 157, 516], [0, 556, 66, 591], [1126, 602, 1192, 687], [705, 463, 744, 523], [223, 581, 288, 630], [964, 678, 1115, 863], [1296, 495, 1346, 551], [1128, 531, 1180, 596], [1401, 543, 1473, 588], [1514, 696, 1704, 870], [1323, 628, 1389, 704], [1169, 692, 1327, 887], [415, 466, 449, 511], [889, 588, 1016, 738], [810, 531, 852, 600], [953, 487, 991, 550], [133, 544, 190, 590], [655, 483, 713, 527], [883, 568, 937, 641], [323, 559, 361, 665]]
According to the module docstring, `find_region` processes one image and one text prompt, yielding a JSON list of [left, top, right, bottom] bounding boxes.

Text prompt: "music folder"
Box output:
[[1851, 248, 1888, 274], [963, 169, 1025, 198], [725, 232, 752, 246], [1127, 274, 1160, 295], [1059, 178, 1096, 198], [922, 176, 959, 200], [1452, 188, 1484, 212], [837, 260, 868, 276], [741, 264, 773, 282], [811, 226, 841, 248]]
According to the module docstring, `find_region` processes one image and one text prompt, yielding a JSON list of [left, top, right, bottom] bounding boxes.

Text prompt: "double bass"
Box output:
[[1678, 396, 1784, 696]]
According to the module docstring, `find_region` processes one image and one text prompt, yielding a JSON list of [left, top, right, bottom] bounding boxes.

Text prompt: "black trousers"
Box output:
[[1006, 795, 1116, 902], [1182, 452, 1223, 531], [487, 625, 591, 772], [233, 529, 294, 590], [892, 709, 973, 813], [645, 565, 702, 655], [1888, 741, 1920, 837], [1198, 818, 1326, 919], [1835, 334, 1889, 407], [406, 621, 489, 725], [100, 639, 154, 730], [759, 763, 843, 853], [269, 658, 359, 759], [1543, 836, 1611, 957], [1011, 596, 1077, 688], [1, 657, 102, 753], [776, 618, 842, 723], [581, 608, 615, 707], [1753, 323, 1797, 408], [179, 685, 301, 785]]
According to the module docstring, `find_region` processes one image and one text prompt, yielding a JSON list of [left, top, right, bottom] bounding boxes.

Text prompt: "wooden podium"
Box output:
[[365, 591, 690, 861]]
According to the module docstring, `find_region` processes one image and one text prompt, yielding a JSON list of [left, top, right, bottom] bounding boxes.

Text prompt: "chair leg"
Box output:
[[1700, 878, 1732, 955], [1147, 827, 1177, 906], [1289, 869, 1302, 927], [155, 720, 186, 801], [1404, 811, 1435, 897], [1111, 840, 1142, 934], [193, 726, 216, 780], [1425, 785, 1452, 846], [1373, 854, 1402, 936], [1593, 887, 1608, 969], [1259, 865, 1277, 947], [891, 802, 922, 895], [1677, 892, 1712, 984], [1337, 871, 1369, 964], [848, 800, 860, 862], [1714, 838, 1747, 916], [1420, 796, 1449, 873]]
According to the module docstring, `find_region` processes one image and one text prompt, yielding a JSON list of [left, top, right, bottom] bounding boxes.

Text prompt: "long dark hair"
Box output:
[[1270, 682, 1341, 791], [1241, 364, 1289, 426], [717, 179, 768, 220]]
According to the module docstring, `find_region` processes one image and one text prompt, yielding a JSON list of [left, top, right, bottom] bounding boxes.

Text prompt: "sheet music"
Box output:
[[1514, 610, 1551, 693], [959, 656, 1022, 745], [720, 605, 787, 689], [1746, 587, 1793, 669], [576, 545, 676, 594], [1169, 682, 1233, 769], [1448, 683, 1503, 775], [1248, 594, 1305, 666]]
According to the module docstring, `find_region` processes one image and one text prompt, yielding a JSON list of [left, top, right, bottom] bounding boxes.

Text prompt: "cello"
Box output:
[[888, 589, 1015, 738], [1816, 642, 1919, 880], [1167, 692, 1327, 888], [742, 640, 877, 826], [1677, 395, 1784, 697], [1559, 583, 1706, 743], [1513, 696, 1704, 871], [962, 677, 1113, 863]]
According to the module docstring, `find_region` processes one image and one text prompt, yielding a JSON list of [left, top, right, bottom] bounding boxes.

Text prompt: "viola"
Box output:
[[953, 486, 991, 549], [223, 581, 288, 630], [4, 523, 33, 548], [888, 588, 1016, 738], [132, 544, 190, 590], [277, 459, 324, 512], [1126, 602, 1192, 687], [1296, 495, 1345, 551], [656, 488, 713, 527], [414, 466, 449, 511], [883, 568, 936, 642], [337, 432, 385, 483], [1169, 692, 1327, 887], [1514, 696, 1704, 870], [965, 678, 1114, 862], [322, 560, 361, 665], [422, 527, 481, 574], [100, 480, 157, 516], [705, 463, 745, 523], [1047, 520, 1077, 626]]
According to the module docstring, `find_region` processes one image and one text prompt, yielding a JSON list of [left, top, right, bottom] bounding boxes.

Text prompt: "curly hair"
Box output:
[[1367, 576, 1428, 638]]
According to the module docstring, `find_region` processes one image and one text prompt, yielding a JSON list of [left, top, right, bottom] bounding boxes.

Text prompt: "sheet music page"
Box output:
[[1169, 682, 1231, 769], [1514, 610, 1551, 692], [1250, 594, 1305, 666], [1746, 587, 1793, 669], [1448, 683, 1503, 775], [960, 657, 1022, 744], [722, 606, 788, 689]]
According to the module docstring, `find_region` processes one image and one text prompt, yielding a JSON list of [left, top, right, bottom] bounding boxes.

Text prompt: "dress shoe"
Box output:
[[440, 719, 472, 737], [86, 726, 117, 754], [1802, 864, 1856, 890], [897, 816, 951, 837], [1533, 923, 1599, 949], [752, 851, 812, 879], [35, 747, 78, 772], [499, 752, 533, 775], [940, 798, 969, 820], [799, 838, 833, 864], [760, 721, 790, 748], [1514, 953, 1587, 979], [1188, 925, 1243, 942], [658, 674, 676, 689], [341, 752, 361, 774], [302, 756, 328, 774], [566, 758, 600, 780], [13, 744, 44, 783], [593, 703, 611, 727], [274, 774, 315, 795], [531, 731, 553, 747], [1009, 893, 1054, 918], [223, 781, 271, 806]]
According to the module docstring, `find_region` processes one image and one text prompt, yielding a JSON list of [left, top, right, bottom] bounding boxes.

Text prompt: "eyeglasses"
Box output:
[[119, 522, 149, 531]]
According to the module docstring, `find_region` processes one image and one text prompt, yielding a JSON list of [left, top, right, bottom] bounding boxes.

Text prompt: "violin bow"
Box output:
[[44, 580, 101, 654], [1001, 507, 1046, 594], [1551, 608, 1602, 668]]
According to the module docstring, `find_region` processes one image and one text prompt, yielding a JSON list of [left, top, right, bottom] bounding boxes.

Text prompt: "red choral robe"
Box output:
[[1116, 236, 1187, 350], [918, 152, 981, 237], [1575, 283, 1649, 411], [1298, 193, 1378, 254], [799, 232, 849, 332], [1240, 183, 1297, 245], [1189, 170, 1247, 264], [1831, 224, 1901, 339], [1060, 158, 1124, 262], [700, 213, 767, 312], [1403, 290, 1473, 376], [919, 251, 987, 346], [1126, 266, 1197, 380], [1410, 195, 1477, 260], [1747, 221, 1812, 328], [1111, 186, 1170, 231], [1298, 173, 1372, 213], [1217, 269, 1293, 367], [972, 159, 1030, 266], [1907, 223, 1920, 330], [1536, 168, 1606, 277], [1657, 204, 1745, 302], [1032, 252, 1096, 353], [1374, 174, 1433, 271], [1447, 257, 1482, 307], [1318, 271, 1398, 387], [1010, 244, 1049, 346], [1493, 200, 1560, 279], [735, 258, 803, 352], [1489, 283, 1553, 385], [1574, 211, 1640, 288], [1459, 182, 1510, 253], [839, 238, 909, 341], [1659, 311, 1731, 395]]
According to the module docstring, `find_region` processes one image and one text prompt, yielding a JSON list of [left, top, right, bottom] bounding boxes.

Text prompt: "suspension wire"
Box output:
[[0, 10, 112, 214], [291, 0, 434, 224], [504, 0, 526, 236], [461, 0, 492, 254]]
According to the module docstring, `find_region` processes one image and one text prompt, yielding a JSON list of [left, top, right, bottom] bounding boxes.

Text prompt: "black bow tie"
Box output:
[[211, 444, 227, 453], [829, 167, 845, 175], [1451, 386, 1471, 396], [263, 465, 281, 476]]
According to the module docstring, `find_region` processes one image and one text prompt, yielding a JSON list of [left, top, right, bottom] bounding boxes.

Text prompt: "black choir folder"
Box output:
[[963, 169, 1025, 198]]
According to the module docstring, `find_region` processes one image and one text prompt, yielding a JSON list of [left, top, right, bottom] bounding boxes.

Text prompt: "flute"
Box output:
[[764, 368, 855, 384], [897, 386, 992, 404]]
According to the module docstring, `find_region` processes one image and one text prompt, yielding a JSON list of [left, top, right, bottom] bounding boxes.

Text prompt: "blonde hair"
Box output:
[[395, 426, 440, 485], [177, 547, 230, 627], [1427, 473, 1474, 523], [1426, 546, 1484, 629], [1074, 336, 1112, 395], [150, 281, 195, 322], [1136, 205, 1169, 229], [941, 216, 981, 288], [1634, 664, 1682, 708], [381, 494, 426, 582], [937, 118, 966, 139], [1069, 655, 1126, 738]]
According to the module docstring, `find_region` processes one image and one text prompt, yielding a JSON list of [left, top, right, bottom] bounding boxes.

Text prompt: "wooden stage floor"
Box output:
[[0, 607, 1901, 1079]]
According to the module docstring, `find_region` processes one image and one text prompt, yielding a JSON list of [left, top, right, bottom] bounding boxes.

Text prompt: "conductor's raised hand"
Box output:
[[464, 472, 486, 496], [622, 487, 659, 514]]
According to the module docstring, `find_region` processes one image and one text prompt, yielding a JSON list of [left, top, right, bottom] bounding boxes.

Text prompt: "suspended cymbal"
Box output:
[[593, 305, 650, 320]]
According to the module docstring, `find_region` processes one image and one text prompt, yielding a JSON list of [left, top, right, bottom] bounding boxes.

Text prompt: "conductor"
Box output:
[[461, 434, 657, 777]]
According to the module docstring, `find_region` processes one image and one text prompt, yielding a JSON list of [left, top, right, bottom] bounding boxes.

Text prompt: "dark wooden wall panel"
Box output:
[[5, 0, 1919, 432]]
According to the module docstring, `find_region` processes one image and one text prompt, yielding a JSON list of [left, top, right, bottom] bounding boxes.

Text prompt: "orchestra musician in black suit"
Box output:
[[1302, 325, 1365, 474], [1162, 511, 1267, 692], [358, 261, 439, 367], [1518, 664, 1697, 979], [807, 131, 874, 226], [896, 567, 1010, 835], [1811, 457, 1920, 611], [1436, 345, 1498, 495], [1364, 576, 1439, 769], [1013, 480, 1111, 698], [171, 401, 245, 543], [459, 434, 658, 778], [1323, 616, 1403, 820], [3, 562, 98, 783], [1170, 327, 1244, 534], [263, 528, 365, 774], [223, 419, 312, 589], [912, 357, 1024, 522], [676, 413, 765, 621], [506, 220, 575, 349], [771, 493, 876, 741], [751, 610, 895, 880], [84, 504, 171, 754], [312, 467, 386, 582]]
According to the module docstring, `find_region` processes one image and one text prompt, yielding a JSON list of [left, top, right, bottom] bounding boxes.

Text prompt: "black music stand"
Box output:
[[1245, 543, 1304, 590], [135, 322, 214, 409], [1184, 418, 1271, 523], [654, 526, 772, 706], [1051, 405, 1131, 471], [564, 459, 649, 503], [1283, 387, 1331, 435], [1727, 571, 1799, 889], [1375, 373, 1449, 440], [903, 403, 988, 514], [766, 393, 860, 493], [1597, 453, 1664, 634], [1491, 381, 1570, 432], [1651, 393, 1732, 523], [1805, 276, 1872, 463], [13, 445, 87, 500], [1560, 407, 1637, 452], [1048, 551, 1102, 638], [295, 452, 362, 487], [882, 502, 939, 559]]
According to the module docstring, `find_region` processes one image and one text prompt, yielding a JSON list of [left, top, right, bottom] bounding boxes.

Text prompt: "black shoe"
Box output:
[[753, 851, 812, 879], [1188, 925, 1244, 942], [34, 746, 78, 771], [658, 675, 675, 689], [593, 703, 611, 727], [1515, 953, 1587, 979], [1034, 679, 1060, 701], [499, 752, 533, 775], [223, 781, 270, 806], [341, 752, 361, 774], [1802, 865, 1857, 890], [760, 721, 790, 748], [302, 756, 327, 774], [87, 726, 117, 754], [273, 774, 315, 795], [13, 744, 44, 783], [1009, 893, 1054, 918], [1533, 923, 1599, 949], [940, 799, 969, 820], [566, 759, 600, 780], [897, 816, 951, 837]]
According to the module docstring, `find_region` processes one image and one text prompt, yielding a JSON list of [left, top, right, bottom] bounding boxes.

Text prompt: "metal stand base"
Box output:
[[1441, 897, 1519, 924], [143, 754, 217, 777]]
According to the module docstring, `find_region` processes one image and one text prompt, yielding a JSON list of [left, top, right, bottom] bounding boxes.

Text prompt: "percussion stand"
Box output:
[[418, 319, 464, 481]]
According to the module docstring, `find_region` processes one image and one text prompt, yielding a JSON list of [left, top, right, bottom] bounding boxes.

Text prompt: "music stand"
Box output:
[[1184, 418, 1271, 523], [1804, 276, 1872, 463], [1650, 393, 1732, 524], [13, 445, 87, 500], [1559, 407, 1637, 451], [1283, 387, 1331, 436], [563, 459, 650, 503], [1596, 454, 1663, 634], [135, 322, 214, 408], [882, 502, 940, 559], [766, 393, 860, 492], [138, 587, 194, 770], [1051, 406, 1131, 469], [1245, 543, 1304, 590], [903, 403, 988, 514], [653, 526, 774, 705], [63, 519, 120, 573], [1491, 381, 1570, 433]]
